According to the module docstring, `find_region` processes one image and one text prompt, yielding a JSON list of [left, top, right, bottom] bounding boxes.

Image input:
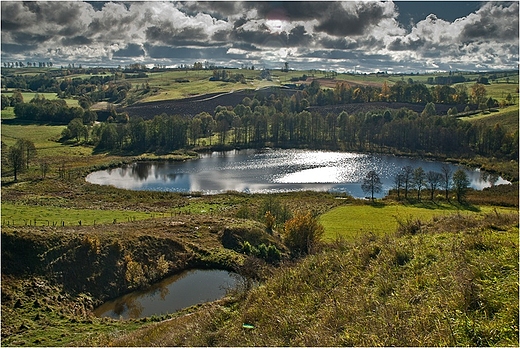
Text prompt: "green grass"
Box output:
[[1, 106, 16, 119], [1, 202, 156, 226], [104, 211, 519, 347], [139, 69, 279, 102], [459, 105, 519, 132], [319, 202, 518, 241], [2, 90, 79, 107], [1, 123, 93, 159]]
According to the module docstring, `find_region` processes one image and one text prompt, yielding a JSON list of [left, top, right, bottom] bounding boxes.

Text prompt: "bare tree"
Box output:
[[441, 165, 452, 201], [426, 171, 443, 201], [362, 170, 383, 201], [393, 172, 404, 199], [402, 165, 414, 199], [412, 167, 426, 200]]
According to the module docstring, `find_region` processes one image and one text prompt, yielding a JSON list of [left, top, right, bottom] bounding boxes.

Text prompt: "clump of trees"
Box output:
[[390, 165, 471, 203], [6, 139, 37, 181]]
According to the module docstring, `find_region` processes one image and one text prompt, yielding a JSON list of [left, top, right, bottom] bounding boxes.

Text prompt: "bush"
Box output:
[[283, 211, 324, 256]]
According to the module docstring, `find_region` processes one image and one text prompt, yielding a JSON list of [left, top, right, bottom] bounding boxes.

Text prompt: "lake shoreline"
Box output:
[[86, 148, 510, 198]]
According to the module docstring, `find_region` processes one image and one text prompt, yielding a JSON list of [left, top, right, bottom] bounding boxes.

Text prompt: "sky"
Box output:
[[1, 1, 518, 73]]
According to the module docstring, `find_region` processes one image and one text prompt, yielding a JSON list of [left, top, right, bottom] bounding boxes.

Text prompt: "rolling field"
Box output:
[[0, 122, 92, 159], [1, 202, 156, 226], [319, 203, 518, 241]]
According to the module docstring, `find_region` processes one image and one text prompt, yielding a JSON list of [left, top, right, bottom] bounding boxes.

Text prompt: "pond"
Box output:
[[93, 269, 240, 320], [86, 149, 509, 198]]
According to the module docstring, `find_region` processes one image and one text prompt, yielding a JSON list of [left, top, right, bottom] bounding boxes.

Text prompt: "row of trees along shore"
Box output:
[[4, 79, 519, 161], [361, 165, 472, 203]]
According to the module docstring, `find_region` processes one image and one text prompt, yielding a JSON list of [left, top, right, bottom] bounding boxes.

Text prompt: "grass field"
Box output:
[[2, 91, 79, 107], [0, 202, 157, 226], [0, 122, 93, 159], [319, 203, 518, 241], [459, 106, 519, 132]]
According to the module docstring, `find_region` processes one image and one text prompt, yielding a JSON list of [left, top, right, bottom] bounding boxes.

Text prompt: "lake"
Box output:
[[94, 269, 240, 319], [86, 149, 509, 198]]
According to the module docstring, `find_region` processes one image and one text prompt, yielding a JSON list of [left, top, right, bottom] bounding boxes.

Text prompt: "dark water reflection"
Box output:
[[86, 149, 509, 198], [94, 269, 239, 319]]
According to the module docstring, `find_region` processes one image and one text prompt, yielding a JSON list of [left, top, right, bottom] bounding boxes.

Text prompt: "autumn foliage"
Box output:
[[283, 211, 324, 256]]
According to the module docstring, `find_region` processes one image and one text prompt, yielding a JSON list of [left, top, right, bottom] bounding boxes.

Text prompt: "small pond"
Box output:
[[94, 269, 240, 320], [86, 149, 509, 198]]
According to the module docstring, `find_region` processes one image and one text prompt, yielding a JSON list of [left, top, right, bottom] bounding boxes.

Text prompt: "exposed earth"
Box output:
[[118, 87, 473, 120]]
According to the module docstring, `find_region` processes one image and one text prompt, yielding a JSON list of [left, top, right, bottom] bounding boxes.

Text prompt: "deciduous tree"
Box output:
[[361, 170, 383, 201], [453, 169, 470, 203]]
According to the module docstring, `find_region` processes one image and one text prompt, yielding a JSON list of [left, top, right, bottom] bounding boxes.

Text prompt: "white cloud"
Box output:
[[1, 1, 517, 72]]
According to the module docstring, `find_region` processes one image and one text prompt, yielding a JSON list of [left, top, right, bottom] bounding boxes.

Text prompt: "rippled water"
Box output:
[[86, 149, 509, 198]]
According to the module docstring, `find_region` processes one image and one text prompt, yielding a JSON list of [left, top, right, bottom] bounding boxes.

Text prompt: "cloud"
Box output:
[[113, 43, 145, 58], [0, 1, 517, 72], [459, 2, 518, 42]]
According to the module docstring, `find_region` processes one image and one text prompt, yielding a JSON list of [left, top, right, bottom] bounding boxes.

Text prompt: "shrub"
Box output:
[[283, 211, 324, 256]]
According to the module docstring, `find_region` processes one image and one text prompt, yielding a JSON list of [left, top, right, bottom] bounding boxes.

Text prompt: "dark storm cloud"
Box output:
[[144, 44, 228, 59], [320, 37, 359, 50], [459, 2, 518, 42], [1, 2, 26, 31], [61, 35, 92, 46], [22, 1, 82, 26], [11, 31, 54, 45], [113, 44, 145, 58], [387, 37, 426, 51], [146, 25, 210, 47], [314, 2, 391, 36], [231, 26, 287, 48], [287, 26, 312, 47], [182, 1, 394, 37], [1, 43, 38, 54], [178, 1, 240, 20]]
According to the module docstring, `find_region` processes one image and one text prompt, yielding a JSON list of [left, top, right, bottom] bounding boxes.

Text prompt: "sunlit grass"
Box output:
[[1, 123, 93, 159], [319, 203, 518, 241], [1, 202, 156, 226]]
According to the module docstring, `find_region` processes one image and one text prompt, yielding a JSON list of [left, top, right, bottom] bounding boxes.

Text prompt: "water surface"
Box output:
[[86, 149, 509, 198], [94, 269, 239, 319]]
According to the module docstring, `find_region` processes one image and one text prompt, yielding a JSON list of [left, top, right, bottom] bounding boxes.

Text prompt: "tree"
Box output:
[[421, 102, 436, 117], [19, 139, 37, 170], [412, 167, 426, 200], [401, 165, 414, 199], [393, 172, 404, 199], [426, 171, 443, 201], [361, 170, 383, 201], [65, 118, 88, 142], [7, 141, 25, 181], [283, 211, 324, 256], [471, 83, 487, 105], [441, 165, 452, 201], [452, 169, 470, 203]]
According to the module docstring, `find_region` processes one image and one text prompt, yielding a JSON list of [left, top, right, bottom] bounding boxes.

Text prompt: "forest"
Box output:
[[4, 73, 517, 161]]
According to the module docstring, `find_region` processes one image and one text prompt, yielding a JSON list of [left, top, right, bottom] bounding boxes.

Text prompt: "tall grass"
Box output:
[[107, 211, 518, 346]]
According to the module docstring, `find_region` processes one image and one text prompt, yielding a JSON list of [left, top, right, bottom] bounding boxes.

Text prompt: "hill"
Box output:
[[97, 211, 519, 346]]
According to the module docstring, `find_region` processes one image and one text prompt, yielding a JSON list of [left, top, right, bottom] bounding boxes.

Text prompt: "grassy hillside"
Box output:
[[100, 211, 519, 347], [319, 203, 517, 241]]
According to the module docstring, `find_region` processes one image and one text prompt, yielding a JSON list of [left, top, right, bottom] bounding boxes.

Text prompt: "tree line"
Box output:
[[4, 77, 518, 160], [362, 165, 471, 203]]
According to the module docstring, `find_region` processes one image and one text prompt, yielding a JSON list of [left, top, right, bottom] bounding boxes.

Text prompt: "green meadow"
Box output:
[[1, 202, 155, 226], [319, 203, 517, 241]]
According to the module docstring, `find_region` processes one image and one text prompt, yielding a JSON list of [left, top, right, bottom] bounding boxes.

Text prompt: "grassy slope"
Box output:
[[319, 203, 518, 241], [104, 211, 519, 347]]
